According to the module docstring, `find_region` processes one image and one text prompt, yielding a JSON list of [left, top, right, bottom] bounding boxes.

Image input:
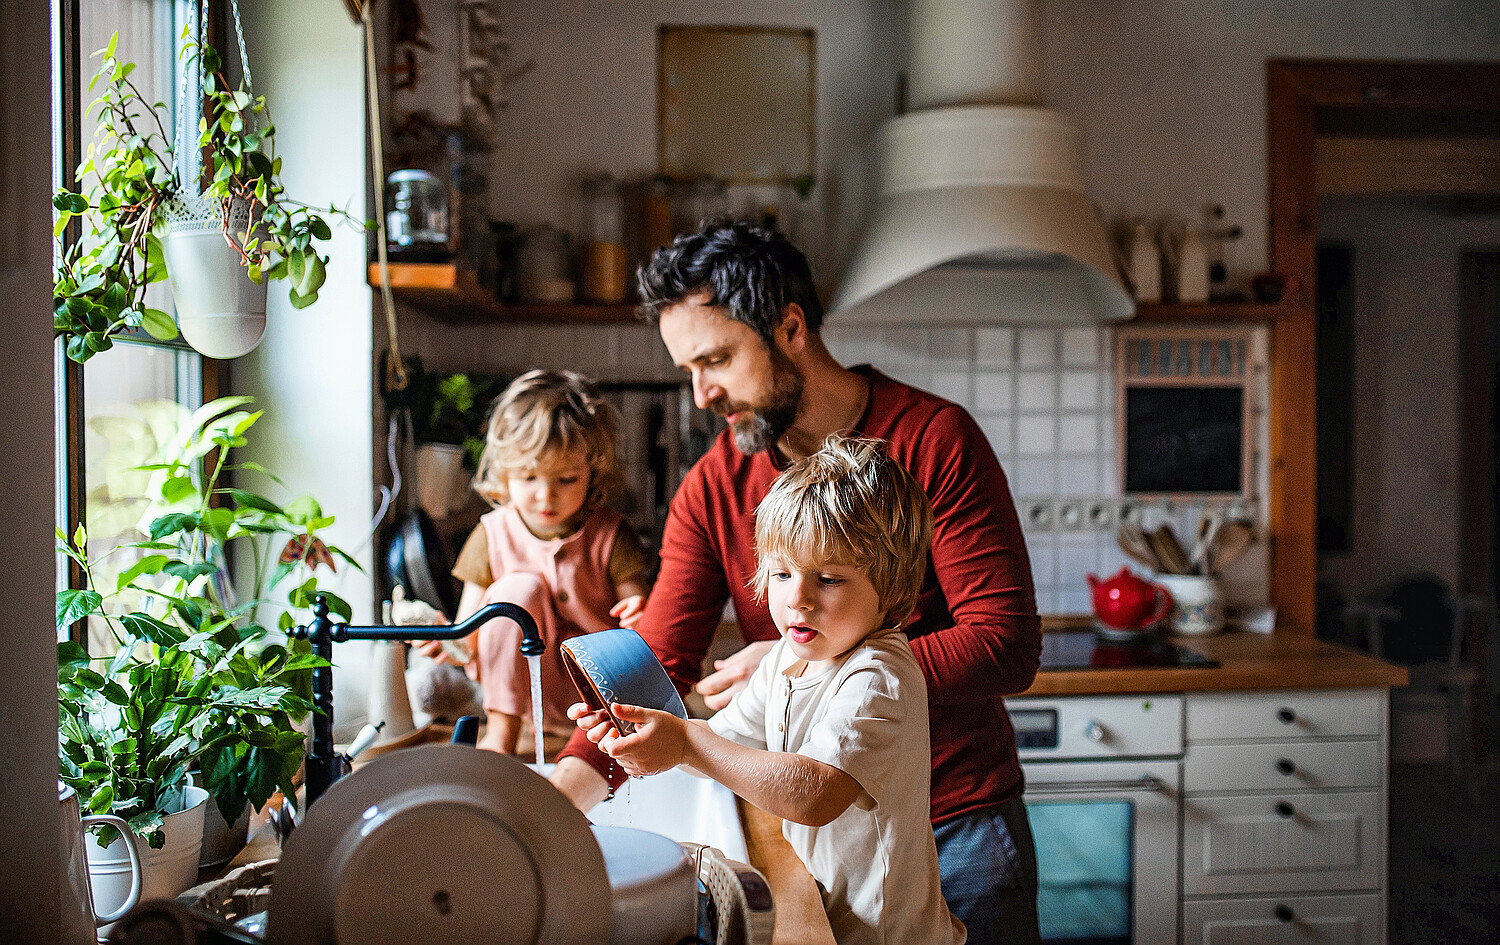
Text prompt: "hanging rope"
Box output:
[[363, 2, 411, 391]]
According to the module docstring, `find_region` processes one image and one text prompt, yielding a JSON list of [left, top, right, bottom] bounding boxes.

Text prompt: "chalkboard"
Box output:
[[1124, 386, 1244, 494]]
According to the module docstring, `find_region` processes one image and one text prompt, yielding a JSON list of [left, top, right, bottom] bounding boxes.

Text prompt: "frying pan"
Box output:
[[378, 406, 459, 618]]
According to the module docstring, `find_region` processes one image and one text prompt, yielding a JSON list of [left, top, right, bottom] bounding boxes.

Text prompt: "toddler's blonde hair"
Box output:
[[752, 436, 933, 630], [472, 370, 622, 509]]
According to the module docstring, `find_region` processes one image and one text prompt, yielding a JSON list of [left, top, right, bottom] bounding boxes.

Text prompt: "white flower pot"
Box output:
[[416, 442, 474, 520], [86, 785, 209, 927], [199, 796, 252, 869], [163, 222, 268, 360]]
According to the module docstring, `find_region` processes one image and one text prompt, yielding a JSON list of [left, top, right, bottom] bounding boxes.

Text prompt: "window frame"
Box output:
[[54, 0, 227, 648]]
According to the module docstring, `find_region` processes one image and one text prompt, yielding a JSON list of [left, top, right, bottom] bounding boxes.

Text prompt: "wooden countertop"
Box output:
[[1021, 629, 1408, 697]]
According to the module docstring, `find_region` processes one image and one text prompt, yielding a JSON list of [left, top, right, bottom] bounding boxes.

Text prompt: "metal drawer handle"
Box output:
[[1028, 775, 1169, 795], [1275, 801, 1296, 819], [1276, 758, 1296, 775], [1277, 707, 1297, 724], [1275, 905, 1295, 923]]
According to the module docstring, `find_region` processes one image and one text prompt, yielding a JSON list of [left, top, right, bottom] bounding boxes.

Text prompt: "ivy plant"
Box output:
[[57, 397, 358, 847], [52, 32, 367, 363]]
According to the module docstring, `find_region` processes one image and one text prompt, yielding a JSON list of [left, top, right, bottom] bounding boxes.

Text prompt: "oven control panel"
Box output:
[[1007, 696, 1184, 760]]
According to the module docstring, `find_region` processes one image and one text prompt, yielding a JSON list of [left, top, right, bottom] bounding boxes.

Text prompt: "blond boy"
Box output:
[[571, 436, 966, 945]]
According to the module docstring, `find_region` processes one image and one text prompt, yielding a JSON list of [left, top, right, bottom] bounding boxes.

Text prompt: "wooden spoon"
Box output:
[[1150, 525, 1193, 575], [1117, 523, 1162, 572], [1209, 520, 1256, 572]]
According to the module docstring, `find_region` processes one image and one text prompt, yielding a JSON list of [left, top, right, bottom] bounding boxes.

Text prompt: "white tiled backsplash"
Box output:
[[823, 324, 1132, 614], [410, 319, 1267, 615]]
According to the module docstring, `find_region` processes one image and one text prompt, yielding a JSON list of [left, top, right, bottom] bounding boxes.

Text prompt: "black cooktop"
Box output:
[[1040, 629, 1219, 670]]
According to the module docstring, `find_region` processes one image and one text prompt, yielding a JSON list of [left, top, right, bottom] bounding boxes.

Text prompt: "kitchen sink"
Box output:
[[530, 764, 749, 863]]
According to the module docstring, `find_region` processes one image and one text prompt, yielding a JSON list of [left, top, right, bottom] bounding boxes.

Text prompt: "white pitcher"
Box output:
[[59, 781, 142, 945]]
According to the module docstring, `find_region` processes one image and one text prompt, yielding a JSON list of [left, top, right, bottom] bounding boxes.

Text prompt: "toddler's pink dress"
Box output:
[[467, 504, 627, 729]]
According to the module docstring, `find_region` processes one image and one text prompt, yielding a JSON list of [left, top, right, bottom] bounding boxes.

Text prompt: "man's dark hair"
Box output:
[[636, 218, 824, 346]]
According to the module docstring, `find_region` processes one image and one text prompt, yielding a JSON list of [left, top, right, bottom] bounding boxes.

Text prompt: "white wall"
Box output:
[[238, 1, 380, 733], [0, 0, 62, 938], [1317, 196, 1500, 597], [423, 0, 1500, 290]]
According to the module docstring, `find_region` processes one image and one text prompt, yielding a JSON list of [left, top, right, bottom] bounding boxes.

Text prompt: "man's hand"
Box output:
[[694, 639, 775, 711], [595, 703, 689, 777], [609, 595, 646, 630]]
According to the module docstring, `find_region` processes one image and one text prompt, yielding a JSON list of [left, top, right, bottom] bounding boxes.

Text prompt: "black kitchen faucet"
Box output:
[[292, 592, 544, 807]]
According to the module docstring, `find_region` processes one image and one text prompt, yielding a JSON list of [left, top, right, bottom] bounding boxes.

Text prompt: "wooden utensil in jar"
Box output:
[[1209, 520, 1255, 572], [1149, 525, 1193, 575], [1117, 523, 1162, 572]]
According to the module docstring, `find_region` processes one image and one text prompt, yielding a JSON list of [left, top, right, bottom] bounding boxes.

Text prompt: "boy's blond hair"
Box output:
[[752, 436, 934, 630], [472, 370, 623, 509]]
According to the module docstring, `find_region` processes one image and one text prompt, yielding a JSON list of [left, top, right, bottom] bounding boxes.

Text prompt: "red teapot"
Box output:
[[1087, 568, 1174, 630]]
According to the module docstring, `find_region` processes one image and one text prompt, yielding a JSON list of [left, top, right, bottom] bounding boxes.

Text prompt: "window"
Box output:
[[57, 0, 215, 653]]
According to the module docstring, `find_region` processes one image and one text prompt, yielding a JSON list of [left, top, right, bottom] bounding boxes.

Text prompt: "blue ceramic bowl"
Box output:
[[560, 629, 688, 734]]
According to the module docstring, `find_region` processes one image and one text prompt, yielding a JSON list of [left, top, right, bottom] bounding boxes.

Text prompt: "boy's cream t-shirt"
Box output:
[[707, 628, 966, 945]]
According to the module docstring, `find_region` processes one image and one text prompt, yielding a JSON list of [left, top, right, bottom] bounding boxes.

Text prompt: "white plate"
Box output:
[[268, 746, 609, 945]]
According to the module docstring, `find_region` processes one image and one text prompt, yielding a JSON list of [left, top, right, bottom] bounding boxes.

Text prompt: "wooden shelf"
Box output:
[[1135, 300, 1295, 322], [367, 262, 640, 324]]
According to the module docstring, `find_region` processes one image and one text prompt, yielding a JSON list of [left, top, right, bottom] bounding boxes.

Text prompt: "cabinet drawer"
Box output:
[[1183, 894, 1383, 945], [1185, 740, 1384, 793], [1183, 792, 1383, 895], [1187, 690, 1385, 742]]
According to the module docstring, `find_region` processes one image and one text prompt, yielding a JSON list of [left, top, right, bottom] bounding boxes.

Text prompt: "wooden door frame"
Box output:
[[1266, 60, 1500, 634]]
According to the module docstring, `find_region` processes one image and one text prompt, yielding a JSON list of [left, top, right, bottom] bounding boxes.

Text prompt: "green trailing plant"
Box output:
[[57, 397, 357, 847], [413, 370, 506, 468], [52, 32, 367, 363]]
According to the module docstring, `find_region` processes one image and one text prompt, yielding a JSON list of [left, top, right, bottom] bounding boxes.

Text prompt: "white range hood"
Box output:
[[832, 0, 1133, 325]]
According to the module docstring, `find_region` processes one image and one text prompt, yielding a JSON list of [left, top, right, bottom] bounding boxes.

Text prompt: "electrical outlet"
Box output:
[[1086, 499, 1116, 531], [1057, 501, 1085, 531], [1023, 500, 1055, 531], [1118, 500, 1142, 526]]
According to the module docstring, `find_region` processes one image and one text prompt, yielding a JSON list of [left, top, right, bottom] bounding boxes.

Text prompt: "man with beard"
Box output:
[[552, 219, 1044, 945]]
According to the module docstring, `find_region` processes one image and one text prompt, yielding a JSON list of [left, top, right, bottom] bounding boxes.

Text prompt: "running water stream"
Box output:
[[528, 654, 545, 767]]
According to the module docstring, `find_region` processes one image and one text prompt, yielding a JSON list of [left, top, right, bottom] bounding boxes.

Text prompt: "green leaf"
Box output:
[[58, 641, 91, 672], [200, 507, 234, 544], [283, 495, 323, 525], [148, 511, 199, 541], [118, 612, 187, 647], [227, 489, 283, 514], [115, 554, 170, 592], [163, 561, 218, 583], [140, 307, 177, 341], [56, 589, 102, 629], [160, 474, 196, 503], [309, 217, 332, 241]]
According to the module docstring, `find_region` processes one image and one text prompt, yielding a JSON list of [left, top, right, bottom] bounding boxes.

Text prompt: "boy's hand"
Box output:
[[569, 701, 620, 744], [597, 703, 688, 777], [610, 595, 646, 630]]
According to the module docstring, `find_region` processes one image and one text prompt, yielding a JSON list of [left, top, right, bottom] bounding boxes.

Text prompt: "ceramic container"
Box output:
[[1155, 574, 1225, 636], [60, 782, 141, 944], [163, 200, 268, 360], [87, 784, 208, 930], [560, 628, 687, 734]]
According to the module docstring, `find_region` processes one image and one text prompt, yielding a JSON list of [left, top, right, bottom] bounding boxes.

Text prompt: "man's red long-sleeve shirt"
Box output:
[[559, 367, 1042, 822]]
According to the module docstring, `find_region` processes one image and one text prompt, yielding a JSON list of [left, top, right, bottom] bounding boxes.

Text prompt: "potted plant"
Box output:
[[56, 396, 354, 904], [51, 32, 365, 363], [409, 369, 505, 520]]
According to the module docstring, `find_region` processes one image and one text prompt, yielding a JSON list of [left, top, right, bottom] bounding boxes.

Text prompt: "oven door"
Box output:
[[1022, 759, 1181, 945]]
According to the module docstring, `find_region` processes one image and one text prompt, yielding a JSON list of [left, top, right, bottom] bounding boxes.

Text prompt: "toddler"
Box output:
[[424, 369, 649, 754], [572, 436, 965, 945]]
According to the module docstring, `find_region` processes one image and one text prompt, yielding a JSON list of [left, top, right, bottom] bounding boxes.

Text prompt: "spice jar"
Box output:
[[580, 174, 628, 303], [518, 224, 575, 304], [640, 175, 675, 258]]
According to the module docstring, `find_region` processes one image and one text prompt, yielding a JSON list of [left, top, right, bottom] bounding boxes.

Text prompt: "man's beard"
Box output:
[[716, 352, 804, 455]]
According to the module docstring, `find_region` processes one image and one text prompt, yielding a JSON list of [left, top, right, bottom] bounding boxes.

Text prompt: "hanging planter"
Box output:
[[51, 2, 362, 364], [161, 199, 268, 359]]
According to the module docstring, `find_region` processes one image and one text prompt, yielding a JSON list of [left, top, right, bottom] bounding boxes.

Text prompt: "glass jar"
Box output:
[[580, 174, 628, 303], [673, 175, 727, 237], [386, 169, 450, 261], [518, 224, 575, 304], [640, 175, 675, 258]]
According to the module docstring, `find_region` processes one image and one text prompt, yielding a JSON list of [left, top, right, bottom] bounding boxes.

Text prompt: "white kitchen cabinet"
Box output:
[[1182, 689, 1389, 945], [1182, 893, 1384, 945]]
